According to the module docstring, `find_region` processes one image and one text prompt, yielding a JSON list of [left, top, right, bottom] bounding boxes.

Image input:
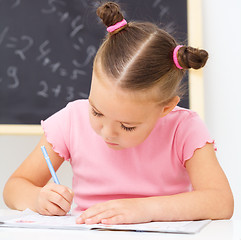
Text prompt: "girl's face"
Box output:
[[88, 68, 175, 150]]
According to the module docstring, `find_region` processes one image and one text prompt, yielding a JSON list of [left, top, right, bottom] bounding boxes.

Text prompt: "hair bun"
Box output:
[[178, 46, 208, 70], [96, 2, 124, 27]]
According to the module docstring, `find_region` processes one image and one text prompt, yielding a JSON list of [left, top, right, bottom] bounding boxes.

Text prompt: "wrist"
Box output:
[[144, 196, 171, 222], [139, 197, 160, 222], [29, 185, 42, 213]]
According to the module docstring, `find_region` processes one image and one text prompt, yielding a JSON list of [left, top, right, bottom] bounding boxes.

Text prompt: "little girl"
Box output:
[[4, 2, 233, 224]]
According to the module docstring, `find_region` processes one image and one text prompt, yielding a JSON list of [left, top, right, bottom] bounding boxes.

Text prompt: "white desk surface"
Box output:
[[0, 209, 240, 240]]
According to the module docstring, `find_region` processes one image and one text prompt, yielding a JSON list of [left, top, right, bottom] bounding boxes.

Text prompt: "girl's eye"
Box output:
[[92, 108, 103, 117], [121, 124, 136, 132]]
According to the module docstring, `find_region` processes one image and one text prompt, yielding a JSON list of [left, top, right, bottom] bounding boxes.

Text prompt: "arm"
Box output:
[[76, 143, 234, 224], [3, 134, 74, 216], [148, 143, 234, 221]]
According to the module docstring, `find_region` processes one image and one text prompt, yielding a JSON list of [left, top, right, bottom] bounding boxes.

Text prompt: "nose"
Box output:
[[101, 122, 118, 140]]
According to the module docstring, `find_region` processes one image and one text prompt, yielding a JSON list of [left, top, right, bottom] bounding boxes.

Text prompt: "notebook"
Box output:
[[0, 209, 211, 234]]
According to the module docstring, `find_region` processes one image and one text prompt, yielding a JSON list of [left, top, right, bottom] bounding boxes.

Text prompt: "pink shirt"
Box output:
[[41, 99, 215, 211]]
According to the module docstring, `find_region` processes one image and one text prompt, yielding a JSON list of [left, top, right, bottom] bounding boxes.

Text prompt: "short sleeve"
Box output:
[[41, 104, 72, 161], [175, 112, 216, 165]]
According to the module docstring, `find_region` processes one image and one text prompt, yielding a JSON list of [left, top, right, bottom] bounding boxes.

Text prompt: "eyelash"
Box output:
[[91, 108, 103, 117], [120, 124, 136, 132], [91, 108, 136, 132]]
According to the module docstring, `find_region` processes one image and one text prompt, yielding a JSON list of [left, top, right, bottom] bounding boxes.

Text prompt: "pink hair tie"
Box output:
[[107, 19, 127, 33], [173, 45, 183, 69]]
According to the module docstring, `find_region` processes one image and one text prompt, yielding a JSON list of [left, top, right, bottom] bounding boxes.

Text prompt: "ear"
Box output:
[[160, 96, 180, 118]]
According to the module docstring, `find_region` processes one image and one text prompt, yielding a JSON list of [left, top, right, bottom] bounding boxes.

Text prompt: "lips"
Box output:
[[105, 141, 118, 146]]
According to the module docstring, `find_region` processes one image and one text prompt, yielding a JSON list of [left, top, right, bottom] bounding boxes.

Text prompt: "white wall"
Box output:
[[202, 0, 241, 219], [0, 135, 73, 209]]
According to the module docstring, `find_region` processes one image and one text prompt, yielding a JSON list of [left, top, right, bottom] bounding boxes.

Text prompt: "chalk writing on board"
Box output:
[[7, 35, 34, 61], [36, 40, 51, 62], [70, 16, 84, 38], [0, 0, 188, 124], [7, 66, 20, 89], [0, 26, 9, 45], [73, 46, 96, 68], [12, 0, 21, 8], [0, 19, 96, 95], [152, 0, 175, 33], [36, 80, 88, 101], [41, 0, 66, 15], [153, 0, 169, 17]]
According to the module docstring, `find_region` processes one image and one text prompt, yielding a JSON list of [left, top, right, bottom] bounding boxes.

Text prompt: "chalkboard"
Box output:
[[0, 0, 188, 125]]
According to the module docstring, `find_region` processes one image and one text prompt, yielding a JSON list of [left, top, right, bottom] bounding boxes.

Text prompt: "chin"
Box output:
[[105, 142, 140, 150], [106, 144, 124, 150]]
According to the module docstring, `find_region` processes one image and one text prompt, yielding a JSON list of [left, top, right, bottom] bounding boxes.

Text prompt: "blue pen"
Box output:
[[41, 145, 60, 185]]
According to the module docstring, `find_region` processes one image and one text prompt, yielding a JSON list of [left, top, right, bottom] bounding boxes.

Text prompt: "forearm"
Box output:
[[3, 177, 41, 212], [147, 189, 233, 221]]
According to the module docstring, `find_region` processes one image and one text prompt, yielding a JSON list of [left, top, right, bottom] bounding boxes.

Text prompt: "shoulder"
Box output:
[[159, 106, 202, 131], [169, 106, 199, 122], [168, 106, 209, 138], [149, 106, 204, 147], [41, 99, 91, 161], [52, 99, 90, 130], [55, 99, 89, 120], [170, 107, 215, 163], [42, 99, 89, 134], [65, 99, 89, 112]]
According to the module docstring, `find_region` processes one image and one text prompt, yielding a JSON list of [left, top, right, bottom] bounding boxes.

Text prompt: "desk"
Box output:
[[0, 209, 240, 240]]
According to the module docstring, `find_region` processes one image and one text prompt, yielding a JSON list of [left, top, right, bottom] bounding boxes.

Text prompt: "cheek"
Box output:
[[89, 114, 101, 134], [128, 125, 155, 146], [121, 129, 150, 148]]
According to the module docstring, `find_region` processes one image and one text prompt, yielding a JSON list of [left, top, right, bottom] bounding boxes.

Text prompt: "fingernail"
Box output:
[[68, 188, 73, 194], [85, 218, 92, 224], [101, 219, 108, 224], [76, 217, 83, 224]]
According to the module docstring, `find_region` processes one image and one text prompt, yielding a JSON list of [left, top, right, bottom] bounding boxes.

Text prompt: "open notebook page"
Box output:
[[0, 209, 211, 234]]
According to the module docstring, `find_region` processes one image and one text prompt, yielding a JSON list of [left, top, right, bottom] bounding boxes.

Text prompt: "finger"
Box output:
[[37, 207, 51, 216], [40, 208, 54, 216], [77, 209, 118, 224], [48, 183, 74, 204], [76, 205, 108, 224], [101, 214, 126, 225], [79, 203, 108, 220], [45, 201, 66, 216], [48, 190, 72, 213]]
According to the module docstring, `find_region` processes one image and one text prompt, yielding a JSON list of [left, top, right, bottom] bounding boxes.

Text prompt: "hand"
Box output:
[[76, 198, 152, 225], [34, 182, 74, 216]]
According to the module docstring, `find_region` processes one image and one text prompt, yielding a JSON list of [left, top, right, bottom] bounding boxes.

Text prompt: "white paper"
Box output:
[[0, 209, 211, 234], [93, 220, 211, 234], [0, 209, 90, 230]]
